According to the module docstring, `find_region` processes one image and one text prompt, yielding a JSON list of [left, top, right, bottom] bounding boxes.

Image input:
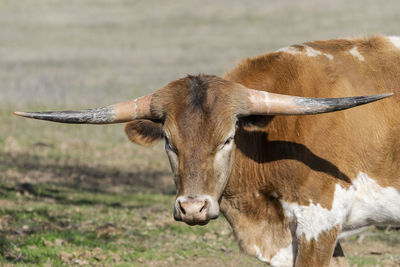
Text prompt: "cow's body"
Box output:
[[220, 36, 400, 266], [15, 36, 400, 266]]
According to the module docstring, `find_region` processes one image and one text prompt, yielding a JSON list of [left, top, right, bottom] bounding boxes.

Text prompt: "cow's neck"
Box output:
[[220, 141, 294, 264], [219, 139, 348, 265]]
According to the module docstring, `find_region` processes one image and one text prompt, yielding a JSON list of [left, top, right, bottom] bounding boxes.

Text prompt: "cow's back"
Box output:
[[224, 36, 400, 195]]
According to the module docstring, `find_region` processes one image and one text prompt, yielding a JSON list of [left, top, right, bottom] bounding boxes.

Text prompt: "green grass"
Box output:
[[0, 181, 261, 266], [348, 256, 378, 266], [1, 166, 400, 267]]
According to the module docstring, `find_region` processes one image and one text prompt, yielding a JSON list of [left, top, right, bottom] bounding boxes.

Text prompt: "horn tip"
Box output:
[[14, 111, 29, 117], [383, 92, 394, 97], [374, 92, 394, 100]]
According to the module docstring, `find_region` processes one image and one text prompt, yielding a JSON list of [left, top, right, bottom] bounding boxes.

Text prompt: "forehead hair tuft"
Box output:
[[186, 74, 212, 110]]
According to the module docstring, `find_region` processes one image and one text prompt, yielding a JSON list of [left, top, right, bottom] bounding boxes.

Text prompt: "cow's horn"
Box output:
[[14, 94, 153, 124], [246, 89, 393, 115]]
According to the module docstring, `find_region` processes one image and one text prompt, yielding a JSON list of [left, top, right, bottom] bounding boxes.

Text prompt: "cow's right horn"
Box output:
[[14, 94, 153, 124], [245, 88, 393, 116]]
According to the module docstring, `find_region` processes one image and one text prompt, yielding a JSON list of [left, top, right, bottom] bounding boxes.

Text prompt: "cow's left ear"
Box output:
[[125, 119, 163, 147]]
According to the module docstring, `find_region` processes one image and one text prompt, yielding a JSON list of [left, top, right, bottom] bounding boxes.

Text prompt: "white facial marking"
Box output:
[[253, 245, 270, 263], [345, 172, 400, 228], [214, 127, 236, 160], [164, 133, 179, 176], [214, 148, 227, 171], [277, 45, 333, 60], [388, 36, 400, 49], [214, 133, 234, 169], [281, 183, 354, 241], [212, 128, 236, 196], [166, 146, 178, 175], [349, 46, 365, 61]]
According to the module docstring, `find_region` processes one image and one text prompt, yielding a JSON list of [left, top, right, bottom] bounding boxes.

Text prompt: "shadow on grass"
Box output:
[[0, 208, 118, 264], [0, 151, 176, 264], [0, 152, 175, 195], [0, 182, 167, 210]]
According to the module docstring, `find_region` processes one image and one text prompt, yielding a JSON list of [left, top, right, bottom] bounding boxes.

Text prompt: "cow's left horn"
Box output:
[[246, 89, 393, 115], [14, 94, 153, 124]]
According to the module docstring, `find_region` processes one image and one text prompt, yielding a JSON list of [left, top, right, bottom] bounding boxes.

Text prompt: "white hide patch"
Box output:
[[253, 244, 294, 267], [281, 184, 354, 241], [277, 46, 302, 56], [277, 45, 333, 60], [253, 245, 269, 263], [345, 172, 400, 228], [270, 244, 294, 267], [305, 46, 334, 60], [349, 46, 365, 61], [388, 36, 400, 49], [280, 171, 400, 242]]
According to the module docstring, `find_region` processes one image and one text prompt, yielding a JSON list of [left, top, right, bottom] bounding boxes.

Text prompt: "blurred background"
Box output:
[[1, 0, 399, 266]]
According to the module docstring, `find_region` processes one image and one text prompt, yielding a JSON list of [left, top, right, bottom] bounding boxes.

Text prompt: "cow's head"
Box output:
[[14, 74, 391, 225]]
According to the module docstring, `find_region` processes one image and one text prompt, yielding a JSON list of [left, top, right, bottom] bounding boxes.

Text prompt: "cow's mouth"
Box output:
[[176, 213, 219, 226], [184, 219, 211, 226]]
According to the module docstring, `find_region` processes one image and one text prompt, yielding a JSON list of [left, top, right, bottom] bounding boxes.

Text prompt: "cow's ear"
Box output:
[[125, 119, 163, 147]]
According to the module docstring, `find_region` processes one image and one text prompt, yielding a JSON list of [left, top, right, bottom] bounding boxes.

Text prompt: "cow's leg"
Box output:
[[330, 242, 348, 267], [295, 225, 340, 267]]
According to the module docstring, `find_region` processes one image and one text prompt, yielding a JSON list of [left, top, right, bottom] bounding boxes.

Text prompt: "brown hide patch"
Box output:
[[304, 36, 388, 55], [125, 119, 163, 147], [292, 44, 305, 50], [234, 121, 349, 209], [304, 38, 354, 53], [224, 35, 400, 197], [236, 124, 350, 182], [219, 36, 399, 265], [296, 225, 340, 267]]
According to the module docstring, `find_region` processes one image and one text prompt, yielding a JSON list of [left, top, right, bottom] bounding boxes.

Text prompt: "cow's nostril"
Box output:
[[178, 201, 186, 215], [199, 200, 208, 213]]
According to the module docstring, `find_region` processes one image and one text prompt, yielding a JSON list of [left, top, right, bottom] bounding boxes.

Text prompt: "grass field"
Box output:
[[1, 0, 400, 266]]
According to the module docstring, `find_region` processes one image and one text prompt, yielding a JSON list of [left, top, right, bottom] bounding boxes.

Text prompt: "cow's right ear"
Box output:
[[125, 119, 163, 147]]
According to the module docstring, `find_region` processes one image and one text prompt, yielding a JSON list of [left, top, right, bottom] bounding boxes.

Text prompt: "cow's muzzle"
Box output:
[[174, 195, 219, 225]]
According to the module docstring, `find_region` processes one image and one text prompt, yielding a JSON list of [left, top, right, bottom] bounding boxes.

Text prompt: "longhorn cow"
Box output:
[[15, 36, 400, 266]]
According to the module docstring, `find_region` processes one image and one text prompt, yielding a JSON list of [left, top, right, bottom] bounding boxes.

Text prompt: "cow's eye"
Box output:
[[223, 136, 234, 147], [165, 137, 178, 154]]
